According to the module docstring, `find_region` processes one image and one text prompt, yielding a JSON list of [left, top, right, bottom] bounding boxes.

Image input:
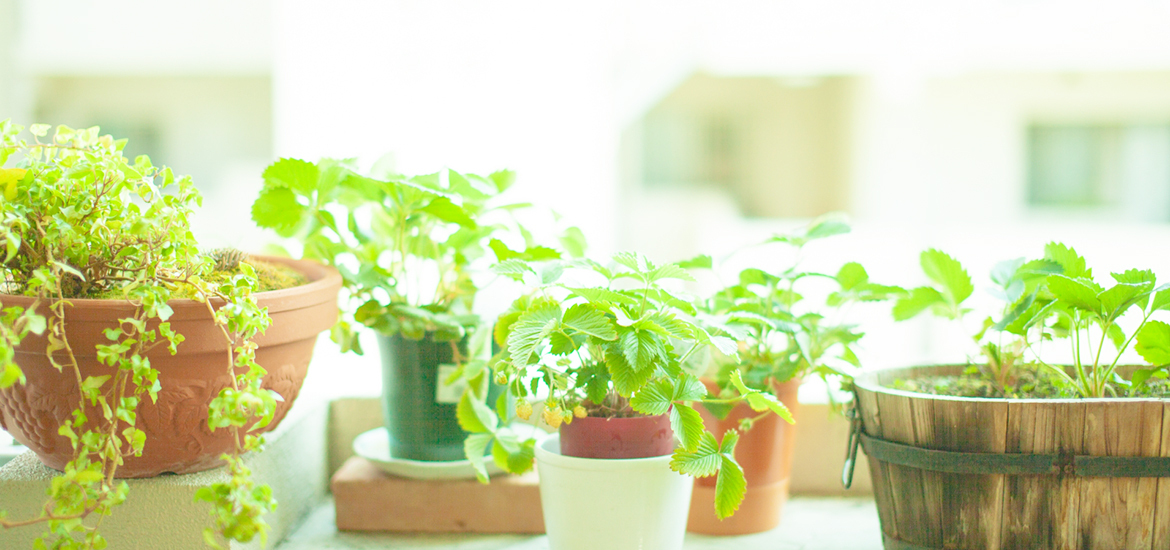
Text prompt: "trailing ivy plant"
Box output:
[[250, 158, 584, 353], [696, 214, 902, 417], [0, 121, 279, 549], [457, 253, 793, 519], [895, 242, 1170, 398]]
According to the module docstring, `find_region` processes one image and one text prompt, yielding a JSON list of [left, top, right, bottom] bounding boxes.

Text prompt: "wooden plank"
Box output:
[[1000, 401, 1059, 548], [1152, 402, 1170, 549], [857, 386, 899, 542], [1077, 401, 1161, 549], [908, 396, 944, 548], [927, 398, 1006, 549], [1055, 401, 1086, 550], [874, 389, 932, 547]]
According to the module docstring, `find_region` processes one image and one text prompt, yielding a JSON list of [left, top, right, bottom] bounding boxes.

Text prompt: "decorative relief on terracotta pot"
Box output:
[[140, 380, 215, 438], [0, 256, 341, 477], [264, 363, 302, 427], [1, 382, 76, 454]]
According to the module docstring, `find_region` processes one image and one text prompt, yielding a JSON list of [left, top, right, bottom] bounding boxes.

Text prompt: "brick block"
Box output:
[[331, 457, 544, 533]]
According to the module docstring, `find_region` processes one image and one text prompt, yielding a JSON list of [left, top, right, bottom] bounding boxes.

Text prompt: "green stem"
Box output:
[[1100, 308, 1155, 393]]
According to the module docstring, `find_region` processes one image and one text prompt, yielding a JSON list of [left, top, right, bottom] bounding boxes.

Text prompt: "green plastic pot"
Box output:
[[378, 331, 502, 461]]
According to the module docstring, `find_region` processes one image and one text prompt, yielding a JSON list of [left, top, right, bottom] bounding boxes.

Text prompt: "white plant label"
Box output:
[[435, 364, 466, 404]]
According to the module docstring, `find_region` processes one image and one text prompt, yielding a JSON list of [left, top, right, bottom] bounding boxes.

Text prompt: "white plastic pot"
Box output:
[[535, 434, 693, 550]]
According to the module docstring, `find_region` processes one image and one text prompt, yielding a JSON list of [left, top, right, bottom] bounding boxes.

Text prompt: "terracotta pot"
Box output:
[[559, 413, 674, 459], [687, 377, 801, 535], [0, 256, 341, 477]]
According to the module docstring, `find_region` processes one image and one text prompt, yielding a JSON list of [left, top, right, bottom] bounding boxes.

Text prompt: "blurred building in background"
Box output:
[[3, 0, 1170, 379]]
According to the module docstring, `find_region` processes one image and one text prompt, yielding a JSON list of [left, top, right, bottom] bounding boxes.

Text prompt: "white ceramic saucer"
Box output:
[[353, 427, 548, 480]]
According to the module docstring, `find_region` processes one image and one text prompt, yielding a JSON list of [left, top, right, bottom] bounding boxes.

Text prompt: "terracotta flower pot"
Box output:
[[558, 413, 675, 459], [687, 377, 801, 535], [0, 256, 341, 477]]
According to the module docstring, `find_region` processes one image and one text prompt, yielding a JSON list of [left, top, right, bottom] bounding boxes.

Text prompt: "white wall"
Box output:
[[16, 0, 271, 75], [272, 1, 630, 254]]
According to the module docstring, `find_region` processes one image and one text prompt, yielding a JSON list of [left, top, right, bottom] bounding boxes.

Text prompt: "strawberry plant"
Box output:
[[896, 242, 1170, 398], [458, 253, 792, 519]]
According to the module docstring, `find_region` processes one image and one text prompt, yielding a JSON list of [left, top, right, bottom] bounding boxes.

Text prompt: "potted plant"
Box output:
[[0, 121, 342, 549], [250, 157, 581, 462], [458, 253, 793, 550], [690, 214, 900, 535], [847, 243, 1170, 549]]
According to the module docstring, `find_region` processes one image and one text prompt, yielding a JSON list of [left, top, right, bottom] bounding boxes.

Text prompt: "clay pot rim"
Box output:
[[0, 255, 342, 318], [857, 364, 1170, 404]]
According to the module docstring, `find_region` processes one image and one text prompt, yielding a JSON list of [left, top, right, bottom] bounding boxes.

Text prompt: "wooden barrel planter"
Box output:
[[849, 365, 1170, 550]]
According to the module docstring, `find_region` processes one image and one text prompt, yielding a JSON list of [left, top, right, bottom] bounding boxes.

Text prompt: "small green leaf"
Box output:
[[492, 259, 535, 282], [669, 431, 721, 477], [456, 392, 497, 433], [1137, 321, 1170, 366], [670, 403, 705, 452], [729, 370, 794, 423], [562, 303, 617, 340], [558, 226, 587, 258], [837, 262, 868, 291], [421, 197, 477, 228], [920, 249, 973, 306], [464, 433, 493, 483], [0, 363, 24, 388], [804, 213, 851, 241], [251, 187, 305, 232], [606, 352, 655, 396], [488, 169, 516, 192], [892, 287, 945, 321], [630, 378, 674, 416], [676, 254, 712, 270], [566, 287, 638, 306], [262, 157, 319, 194], [672, 372, 707, 402], [1047, 274, 1103, 315], [714, 439, 746, 519], [1044, 242, 1090, 279]]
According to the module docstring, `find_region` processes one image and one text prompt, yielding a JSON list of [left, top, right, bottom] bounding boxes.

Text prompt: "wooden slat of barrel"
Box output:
[[1054, 401, 1087, 550], [909, 397, 944, 547], [1001, 401, 1060, 547], [859, 366, 1170, 550], [932, 398, 1007, 548], [858, 385, 900, 542], [1076, 401, 1161, 548], [875, 389, 935, 545], [1154, 402, 1170, 548]]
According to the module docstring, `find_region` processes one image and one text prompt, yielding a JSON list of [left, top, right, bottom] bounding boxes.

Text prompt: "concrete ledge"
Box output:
[[0, 396, 328, 550]]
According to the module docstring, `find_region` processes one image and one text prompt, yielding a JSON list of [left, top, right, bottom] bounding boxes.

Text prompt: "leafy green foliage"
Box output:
[[456, 252, 786, 518], [894, 249, 970, 320], [701, 214, 902, 391], [670, 430, 745, 519], [0, 121, 278, 548], [898, 241, 1170, 398], [252, 159, 581, 348]]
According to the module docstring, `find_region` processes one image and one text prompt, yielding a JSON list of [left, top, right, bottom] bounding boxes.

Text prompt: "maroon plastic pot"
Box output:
[[558, 413, 675, 459]]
